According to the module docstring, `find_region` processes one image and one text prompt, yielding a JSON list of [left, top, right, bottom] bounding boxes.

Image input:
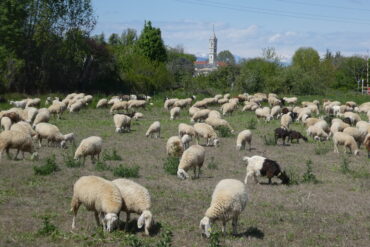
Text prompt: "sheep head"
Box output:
[[177, 168, 189, 180], [278, 171, 290, 185], [199, 216, 212, 238], [137, 210, 153, 235], [213, 138, 220, 147], [103, 213, 118, 232]]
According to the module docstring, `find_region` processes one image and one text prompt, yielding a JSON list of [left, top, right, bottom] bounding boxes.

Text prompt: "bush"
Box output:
[[103, 149, 122, 161], [37, 215, 59, 237], [34, 155, 59, 176], [155, 227, 173, 247], [163, 156, 180, 175], [285, 167, 300, 185], [246, 118, 257, 129], [215, 126, 233, 137], [302, 160, 318, 184], [262, 134, 276, 146], [113, 164, 139, 178], [63, 152, 82, 168], [207, 156, 218, 170], [209, 231, 224, 247], [95, 161, 110, 171], [314, 142, 330, 155]]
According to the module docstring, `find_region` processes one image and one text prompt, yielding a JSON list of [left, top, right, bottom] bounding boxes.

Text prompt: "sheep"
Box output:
[[34, 123, 66, 148], [133, 112, 144, 120], [26, 98, 41, 108], [32, 108, 50, 127], [243, 155, 290, 185], [364, 134, 370, 158], [1, 117, 12, 131], [330, 121, 350, 136], [113, 114, 131, 133], [111, 179, 153, 235], [287, 130, 308, 143], [343, 127, 364, 147], [205, 117, 234, 133], [146, 121, 160, 138], [242, 102, 259, 112], [356, 121, 370, 137], [217, 98, 229, 105], [84, 95, 93, 104], [174, 97, 193, 108], [314, 120, 330, 133], [48, 102, 66, 119], [63, 133, 75, 146], [0, 130, 38, 160], [199, 179, 248, 237], [24, 107, 38, 123], [166, 136, 184, 157], [367, 110, 370, 122], [0, 111, 23, 123], [128, 100, 146, 109], [191, 109, 211, 123], [181, 134, 192, 149], [304, 117, 320, 127], [236, 130, 252, 151], [74, 136, 103, 164], [164, 98, 178, 110], [69, 101, 84, 113], [346, 101, 357, 108], [189, 106, 200, 117], [194, 123, 219, 147], [70, 176, 122, 232], [221, 102, 237, 115], [255, 107, 272, 122], [178, 123, 196, 138], [333, 132, 359, 155], [280, 112, 295, 129], [342, 112, 361, 125], [9, 99, 27, 108], [268, 96, 281, 107], [10, 121, 37, 137], [271, 105, 282, 119], [96, 98, 108, 108], [283, 97, 297, 105], [177, 144, 205, 179], [307, 125, 329, 141], [208, 110, 222, 119], [297, 108, 312, 122], [170, 107, 181, 120]]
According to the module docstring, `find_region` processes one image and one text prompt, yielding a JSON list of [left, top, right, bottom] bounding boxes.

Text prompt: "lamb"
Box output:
[[10, 121, 37, 137], [174, 97, 193, 108], [146, 121, 160, 138], [26, 98, 41, 108], [255, 107, 272, 122], [191, 109, 211, 123], [221, 102, 237, 115], [133, 112, 144, 120], [199, 179, 248, 237], [243, 155, 290, 184], [307, 125, 329, 141], [9, 99, 27, 109], [113, 114, 131, 133], [74, 136, 103, 164], [96, 98, 108, 108], [63, 133, 75, 146], [177, 144, 205, 179], [205, 117, 234, 133], [274, 127, 291, 145], [271, 105, 282, 119], [178, 123, 196, 138], [236, 130, 252, 151], [343, 127, 364, 147], [32, 108, 50, 127], [1, 117, 12, 131], [69, 100, 84, 113], [0, 130, 38, 160], [111, 179, 153, 235], [34, 123, 66, 148], [242, 102, 259, 112], [70, 176, 122, 232], [287, 130, 308, 143], [208, 110, 222, 119], [170, 107, 181, 120], [181, 134, 192, 149], [333, 132, 359, 155], [268, 96, 281, 107], [194, 123, 220, 147], [166, 136, 184, 157], [84, 95, 93, 104]]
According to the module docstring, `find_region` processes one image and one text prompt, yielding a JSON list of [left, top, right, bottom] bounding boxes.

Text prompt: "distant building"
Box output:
[[194, 27, 226, 76]]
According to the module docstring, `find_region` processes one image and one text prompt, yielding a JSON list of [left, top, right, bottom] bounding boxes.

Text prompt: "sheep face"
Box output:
[[31, 152, 39, 161], [104, 213, 119, 232], [213, 138, 220, 147], [278, 171, 290, 185], [177, 168, 189, 180], [137, 210, 153, 235], [199, 216, 212, 238]]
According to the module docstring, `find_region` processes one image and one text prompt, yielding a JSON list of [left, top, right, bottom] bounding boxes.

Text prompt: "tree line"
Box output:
[[0, 0, 368, 95]]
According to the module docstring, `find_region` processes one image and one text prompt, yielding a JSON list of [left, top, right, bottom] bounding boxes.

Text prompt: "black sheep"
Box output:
[[260, 159, 290, 184], [274, 127, 291, 145], [288, 130, 308, 143]]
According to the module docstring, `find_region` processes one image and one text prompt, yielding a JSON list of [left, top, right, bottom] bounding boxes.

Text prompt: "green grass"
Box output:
[[314, 142, 331, 155], [95, 161, 111, 171], [163, 156, 180, 175], [215, 126, 233, 137], [33, 155, 60, 176], [103, 148, 122, 161], [37, 215, 59, 237], [207, 156, 219, 170], [302, 160, 319, 184], [262, 134, 276, 146], [246, 117, 257, 129], [112, 164, 140, 178], [63, 151, 82, 168]]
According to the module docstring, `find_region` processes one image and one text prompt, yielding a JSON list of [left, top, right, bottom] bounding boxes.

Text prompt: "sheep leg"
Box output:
[[14, 149, 20, 160], [232, 215, 238, 235], [94, 211, 101, 226], [248, 141, 252, 151], [91, 155, 95, 163], [334, 143, 339, 153], [38, 138, 42, 148], [193, 166, 197, 179], [125, 213, 130, 231], [99, 212, 106, 231], [6, 148, 11, 159], [71, 199, 81, 229], [221, 220, 226, 234]]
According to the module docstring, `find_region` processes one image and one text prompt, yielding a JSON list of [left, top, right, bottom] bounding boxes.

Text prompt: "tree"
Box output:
[[262, 47, 280, 62], [120, 28, 137, 46], [136, 21, 167, 63], [292, 47, 320, 72], [217, 50, 235, 65]]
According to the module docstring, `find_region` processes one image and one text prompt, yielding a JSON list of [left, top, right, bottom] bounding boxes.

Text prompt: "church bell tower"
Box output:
[[209, 25, 217, 66]]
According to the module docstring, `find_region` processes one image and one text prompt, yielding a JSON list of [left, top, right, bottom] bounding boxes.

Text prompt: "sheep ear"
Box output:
[[137, 213, 145, 229]]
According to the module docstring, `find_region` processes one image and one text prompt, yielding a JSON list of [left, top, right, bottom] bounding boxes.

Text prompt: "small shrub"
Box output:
[[207, 156, 218, 170], [63, 152, 82, 168], [262, 135, 276, 146], [95, 161, 110, 171], [302, 160, 318, 184], [314, 142, 330, 155], [125, 234, 145, 247], [285, 167, 300, 185], [37, 215, 59, 236], [163, 156, 180, 175], [103, 149, 122, 161], [113, 164, 139, 178], [246, 118, 257, 129], [215, 126, 233, 137], [155, 227, 173, 247], [34, 155, 59, 176], [340, 156, 351, 174], [209, 231, 224, 247]]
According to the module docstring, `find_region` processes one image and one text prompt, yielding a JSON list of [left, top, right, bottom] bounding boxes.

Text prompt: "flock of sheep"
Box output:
[[0, 91, 370, 240]]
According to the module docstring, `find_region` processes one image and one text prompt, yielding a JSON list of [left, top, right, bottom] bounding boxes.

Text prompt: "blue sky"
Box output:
[[92, 0, 370, 61]]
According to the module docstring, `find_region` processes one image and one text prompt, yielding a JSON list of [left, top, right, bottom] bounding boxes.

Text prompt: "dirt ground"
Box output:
[[0, 99, 369, 247]]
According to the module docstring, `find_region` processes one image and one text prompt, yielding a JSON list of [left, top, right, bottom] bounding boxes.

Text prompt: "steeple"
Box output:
[[209, 25, 217, 66]]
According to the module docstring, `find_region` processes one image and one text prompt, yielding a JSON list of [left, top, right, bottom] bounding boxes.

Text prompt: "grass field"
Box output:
[[0, 92, 370, 247]]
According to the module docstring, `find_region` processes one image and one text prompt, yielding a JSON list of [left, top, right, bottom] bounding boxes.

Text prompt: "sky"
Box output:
[[91, 0, 370, 62]]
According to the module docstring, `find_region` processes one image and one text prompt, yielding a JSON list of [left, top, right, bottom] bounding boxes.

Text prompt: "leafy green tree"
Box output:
[[120, 28, 137, 46], [217, 50, 235, 65], [292, 47, 320, 72], [136, 21, 167, 63], [108, 33, 121, 45]]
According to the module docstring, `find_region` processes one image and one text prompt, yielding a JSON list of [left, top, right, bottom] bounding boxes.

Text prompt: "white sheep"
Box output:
[[191, 109, 211, 123], [178, 123, 196, 138], [48, 102, 66, 119], [32, 108, 50, 127], [10, 121, 37, 138], [177, 144, 205, 179], [166, 136, 184, 157], [181, 134, 192, 149], [146, 121, 160, 138], [74, 136, 103, 164], [333, 132, 359, 155], [0, 130, 38, 160], [69, 101, 84, 113], [9, 99, 27, 108], [96, 98, 108, 108], [271, 105, 282, 119], [307, 125, 329, 141], [330, 121, 350, 136], [26, 98, 41, 108], [199, 179, 248, 237], [133, 112, 144, 120], [70, 176, 122, 232], [205, 116, 234, 133], [164, 98, 178, 110], [174, 98, 193, 108], [63, 133, 75, 146], [194, 123, 219, 147], [343, 127, 364, 147], [34, 123, 66, 148], [110, 101, 128, 114], [221, 102, 237, 115], [236, 130, 252, 151], [255, 107, 272, 122], [189, 106, 201, 117], [128, 100, 146, 109], [280, 112, 294, 129], [208, 110, 222, 119], [313, 120, 330, 133], [283, 97, 297, 105], [1, 117, 12, 131], [112, 179, 153, 235], [113, 114, 131, 133], [25, 107, 38, 123], [170, 107, 181, 120]]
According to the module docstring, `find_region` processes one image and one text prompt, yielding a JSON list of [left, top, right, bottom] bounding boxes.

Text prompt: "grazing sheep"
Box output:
[[364, 134, 370, 158], [164, 98, 178, 110], [70, 176, 122, 232], [208, 110, 222, 119], [304, 117, 320, 127], [112, 179, 153, 235], [96, 98, 108, 108], [69, 101, 84, 113], [34, 123, 66, 148], [48, 102, 66, 119], [274, 127, 290, 145], [63, 133, 75, 146], [194, 123, 220, 147], [174, 97, 194, 108], [307, 125, 329, 141], [255, 107, 272, 122], [236, 130, 252, 151], [110, 101, 128, 114], [221, 102, 237, 115], [268, 96, 281, 107], [342, 112, 361, 125], [0, 111, 23, 123], [74, 136, 103, 164], [242, 102, 259, 112], [133, 112, 144, 120], [333, 132, 359, 155], [170, 107, 181, 120], [243, 155, 290, 184], [178, 123, 196, 138], [356, 121, 370, 137], [191, 109, 211, 123], [128, 100, 146, 109], [271, 105, 282, 119], [1, 117, 12, 131], [166, 136, 184, 157], [199, 179, 248, 237], [32, 108, 50, 127], [189, 106, 201, 117], [205, 117, 234, 133], [26, 98, 41, 108], [0, 130, 38, 160], [177, 144, 205, 179], [113, 114, 131, 133], [280, 112, 297, 129], [24, 107, 38, 123], [283, 97, 297, 105], [146, 121, 160, 138], [9, 99, 27, 109], [10, 121, 37, 137], [314, 120, 330, 133], [330, 121, 350, 136], [181, 134, 192, 149], [343, 127, 364, 148], [287, 130, 308, 143]]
